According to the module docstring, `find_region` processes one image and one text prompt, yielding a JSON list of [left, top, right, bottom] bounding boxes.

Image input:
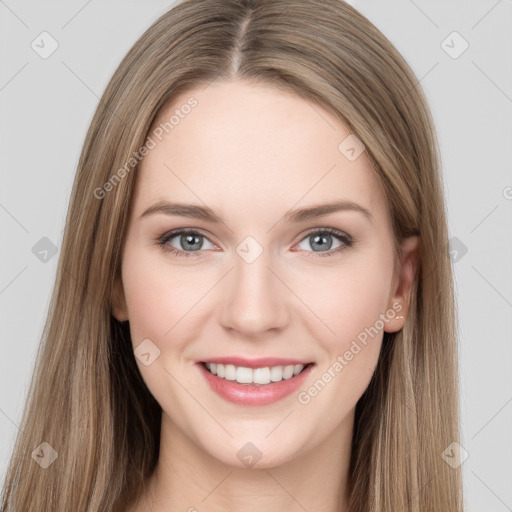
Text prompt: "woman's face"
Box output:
[[113, 79, 417, 468]]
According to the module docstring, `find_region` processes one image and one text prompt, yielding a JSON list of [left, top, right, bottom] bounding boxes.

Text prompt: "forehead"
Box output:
[[132, 80, 389, 228]]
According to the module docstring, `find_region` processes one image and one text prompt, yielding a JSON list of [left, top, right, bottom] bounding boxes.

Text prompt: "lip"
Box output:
[[196, 361, 315, 406], [198, 356, 312, 369]]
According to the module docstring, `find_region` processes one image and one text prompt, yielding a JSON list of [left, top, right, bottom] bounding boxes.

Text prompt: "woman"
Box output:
[[1, 0, 464, 510]]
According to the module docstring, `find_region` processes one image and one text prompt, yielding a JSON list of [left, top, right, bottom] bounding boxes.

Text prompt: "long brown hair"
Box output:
[[1, 1, 463, 510]]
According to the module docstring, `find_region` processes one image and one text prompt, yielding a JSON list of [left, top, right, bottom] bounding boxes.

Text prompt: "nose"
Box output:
[[218, 249, 290, 336]]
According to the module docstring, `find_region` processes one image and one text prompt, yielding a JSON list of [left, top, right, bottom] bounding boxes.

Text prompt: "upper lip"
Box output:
[[199, 357, 313, 369]]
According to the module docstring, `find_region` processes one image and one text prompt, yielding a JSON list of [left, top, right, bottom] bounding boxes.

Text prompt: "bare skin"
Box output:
[[113, 79, 419, 512]]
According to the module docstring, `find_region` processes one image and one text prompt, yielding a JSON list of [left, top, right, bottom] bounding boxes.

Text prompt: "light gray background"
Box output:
[[1, 1, 511, 510]]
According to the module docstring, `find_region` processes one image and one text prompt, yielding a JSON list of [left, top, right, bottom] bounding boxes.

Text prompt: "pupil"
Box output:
[[182, 234, 201, 251], [311, 234, 332, 251]]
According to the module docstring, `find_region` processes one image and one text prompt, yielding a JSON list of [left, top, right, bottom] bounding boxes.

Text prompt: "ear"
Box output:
[[384, 235, 420, 333], [111, 274, 129, 322]]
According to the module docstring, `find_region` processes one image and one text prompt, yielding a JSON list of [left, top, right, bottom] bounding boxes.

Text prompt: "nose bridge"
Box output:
[[219, 237, 289, 334]]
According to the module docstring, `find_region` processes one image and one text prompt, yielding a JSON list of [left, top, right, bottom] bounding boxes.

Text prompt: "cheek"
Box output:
[[295, 261, 392, 423], [123, 232, 394, 350], [121, 255, 202, 413], [298, 255, 393, 350], [295, 251, 393, 408], [121, 250, 192, 349]]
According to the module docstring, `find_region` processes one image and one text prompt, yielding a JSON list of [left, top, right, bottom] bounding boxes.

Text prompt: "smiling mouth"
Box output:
[[201, 361, 313, 386]]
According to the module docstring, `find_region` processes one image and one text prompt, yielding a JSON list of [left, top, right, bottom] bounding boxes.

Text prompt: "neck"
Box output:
[[130, 409, 354, 512]]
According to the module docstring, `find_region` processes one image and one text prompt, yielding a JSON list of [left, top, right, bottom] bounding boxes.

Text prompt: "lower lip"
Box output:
[[197, 362, 315, 406]]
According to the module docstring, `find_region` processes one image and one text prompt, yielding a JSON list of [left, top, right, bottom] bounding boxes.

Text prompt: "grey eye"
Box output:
[[168, 232, 215, 252], [297, 232, 343, 252]]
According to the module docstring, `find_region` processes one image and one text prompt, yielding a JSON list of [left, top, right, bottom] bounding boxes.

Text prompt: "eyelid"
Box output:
[[297, 226, 351, 242], [157, 227, 219, 254], [157, 226, 354, 257], [292, 227, 354, 256]]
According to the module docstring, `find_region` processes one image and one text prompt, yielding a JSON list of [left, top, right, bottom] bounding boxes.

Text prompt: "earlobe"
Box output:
[[384, 235, 420, 333], [111, 275, 129, 322]]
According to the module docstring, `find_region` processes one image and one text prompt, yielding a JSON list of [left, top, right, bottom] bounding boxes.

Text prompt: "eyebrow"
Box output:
[[139, 199, 373, 224]]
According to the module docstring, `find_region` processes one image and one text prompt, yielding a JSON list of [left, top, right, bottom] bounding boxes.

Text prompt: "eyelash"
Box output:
[[155, 227, 354, 258]]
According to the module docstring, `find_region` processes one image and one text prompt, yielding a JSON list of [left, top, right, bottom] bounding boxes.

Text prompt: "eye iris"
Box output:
[[181, 233, 202, 251], [310, 233, 333, 251]]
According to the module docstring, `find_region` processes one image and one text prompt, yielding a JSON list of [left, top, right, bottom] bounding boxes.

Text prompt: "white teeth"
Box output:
[[224, 364, 236, 380], [270, 366, 283, 382], [235, 366, 253, 384], [253, 367, 271, 385], [204, 363, 306, 384], [282, 365, 295, 379]]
